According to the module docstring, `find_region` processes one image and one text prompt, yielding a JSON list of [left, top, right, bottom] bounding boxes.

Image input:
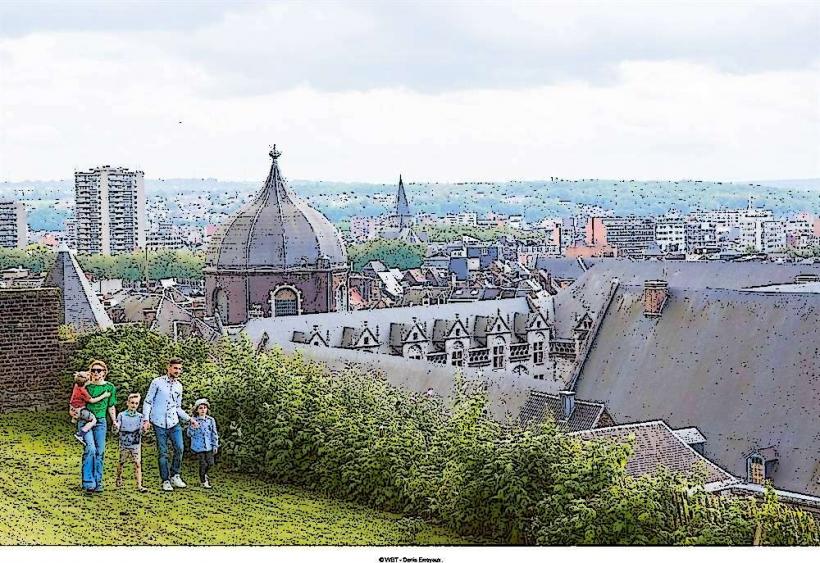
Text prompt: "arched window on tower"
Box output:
[[336, 284, 348, 312], [213, 287, 228, 322], [270, 287, 299, 317]]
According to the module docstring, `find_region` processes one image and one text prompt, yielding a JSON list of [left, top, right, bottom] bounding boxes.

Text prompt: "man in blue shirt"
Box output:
[[142, 358, 199, 491]]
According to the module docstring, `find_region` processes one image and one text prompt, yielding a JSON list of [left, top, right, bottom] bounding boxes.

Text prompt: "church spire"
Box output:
[[395, 174, 411, 228]]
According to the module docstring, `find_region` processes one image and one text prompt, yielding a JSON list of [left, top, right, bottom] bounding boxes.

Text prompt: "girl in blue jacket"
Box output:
[[187, 398, 219, 488]]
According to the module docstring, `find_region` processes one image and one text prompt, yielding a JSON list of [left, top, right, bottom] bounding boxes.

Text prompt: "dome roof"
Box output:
[[205, 147, 347, 271]]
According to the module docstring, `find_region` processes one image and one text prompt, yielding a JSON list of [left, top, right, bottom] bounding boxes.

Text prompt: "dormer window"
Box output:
[[748, 454, 765, 484], [746, 448, 779, 485]]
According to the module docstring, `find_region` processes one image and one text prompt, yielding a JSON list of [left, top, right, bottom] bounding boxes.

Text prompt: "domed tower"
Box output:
[[204, 146, 349, 324]]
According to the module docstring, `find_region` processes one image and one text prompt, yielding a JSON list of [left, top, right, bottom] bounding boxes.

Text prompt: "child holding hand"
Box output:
[[115, 393, 148, 493], [187, 398, 219, 489]]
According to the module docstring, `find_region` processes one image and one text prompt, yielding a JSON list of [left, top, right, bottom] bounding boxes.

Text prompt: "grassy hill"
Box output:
[[0, 412, 469, 546]]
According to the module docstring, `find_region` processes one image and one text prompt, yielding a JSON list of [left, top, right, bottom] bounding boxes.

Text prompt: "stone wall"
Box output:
[[0, 288, 72, 412]]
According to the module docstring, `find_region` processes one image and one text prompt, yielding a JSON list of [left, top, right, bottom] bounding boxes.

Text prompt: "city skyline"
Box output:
[[1, 1, 819, 183]]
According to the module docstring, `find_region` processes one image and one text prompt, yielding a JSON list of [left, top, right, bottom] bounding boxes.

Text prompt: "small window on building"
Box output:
[[748, 454, 765, 485], [407, 345, 423, 360], [493, 345, 505, 369], [451, 342, 464, 367], [455, 328, 461, 336], [532, 340, 545, 365], [364, 336, 370, 345], [272, 287, 299, 317]]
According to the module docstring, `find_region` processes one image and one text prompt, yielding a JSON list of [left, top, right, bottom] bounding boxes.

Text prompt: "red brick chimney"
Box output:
[[643, 280, 668, 317]]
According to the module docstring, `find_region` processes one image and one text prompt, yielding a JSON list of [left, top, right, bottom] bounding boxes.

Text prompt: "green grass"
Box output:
[[0, 412, 470, 546]]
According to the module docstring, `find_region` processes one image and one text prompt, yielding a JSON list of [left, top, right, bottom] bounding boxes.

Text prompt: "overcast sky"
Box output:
[[1, 1, 818, 182]]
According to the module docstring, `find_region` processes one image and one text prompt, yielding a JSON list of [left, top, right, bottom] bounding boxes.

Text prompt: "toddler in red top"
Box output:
[[70, 371, 110, 444]]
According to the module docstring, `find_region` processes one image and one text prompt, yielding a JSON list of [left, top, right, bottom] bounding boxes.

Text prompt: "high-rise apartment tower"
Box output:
[[74, 166, 146, 255]]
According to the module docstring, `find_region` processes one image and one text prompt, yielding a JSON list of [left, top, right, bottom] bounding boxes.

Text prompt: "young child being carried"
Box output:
[[115, 393, 148, 493], [69, 371, 111, 443], [187, 398, 219, 489]]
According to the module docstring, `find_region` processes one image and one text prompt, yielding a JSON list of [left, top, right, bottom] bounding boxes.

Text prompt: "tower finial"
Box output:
[[269, 144, 281, 160]]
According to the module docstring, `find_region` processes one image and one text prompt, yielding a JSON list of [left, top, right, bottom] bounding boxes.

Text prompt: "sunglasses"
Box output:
[[90, 368, 105, 373]]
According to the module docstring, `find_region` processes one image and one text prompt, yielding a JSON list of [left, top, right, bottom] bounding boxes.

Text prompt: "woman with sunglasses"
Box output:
[[80, 359, 119, 493]]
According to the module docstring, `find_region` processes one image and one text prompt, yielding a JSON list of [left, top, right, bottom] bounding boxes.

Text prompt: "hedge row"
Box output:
[[67, 327, 820, 545]]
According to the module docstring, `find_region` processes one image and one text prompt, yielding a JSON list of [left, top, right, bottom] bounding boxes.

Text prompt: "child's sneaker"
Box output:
[[161, 480, 173, 492], [202, 479, 212, 489], [74, 431, 86, 444], [137, 486, 148, 493], [115, 478, 123, 488]]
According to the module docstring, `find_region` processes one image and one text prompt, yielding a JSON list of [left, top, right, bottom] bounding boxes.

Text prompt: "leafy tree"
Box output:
[[0, 248, 27, 270], [423, 224, 530, 243], [74, 249, 205, 281], [348, 240, 425, 272]]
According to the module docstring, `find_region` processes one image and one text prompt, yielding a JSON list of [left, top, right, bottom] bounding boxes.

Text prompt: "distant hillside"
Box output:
[[2, 177, 818, 230], [744, 178, 820, 191]]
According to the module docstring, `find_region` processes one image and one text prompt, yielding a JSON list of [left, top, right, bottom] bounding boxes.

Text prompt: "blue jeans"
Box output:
[[153, 423, 184, 482], [79, 418, 107, 491]]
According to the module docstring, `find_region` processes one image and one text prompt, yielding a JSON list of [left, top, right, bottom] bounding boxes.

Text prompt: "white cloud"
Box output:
[[0, 2, 818, 182]]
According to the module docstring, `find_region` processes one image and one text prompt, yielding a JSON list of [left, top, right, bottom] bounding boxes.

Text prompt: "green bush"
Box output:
[[67, 327, 820, 546]]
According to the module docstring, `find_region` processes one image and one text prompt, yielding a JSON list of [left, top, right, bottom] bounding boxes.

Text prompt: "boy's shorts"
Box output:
[[119, 446, 141, 465]]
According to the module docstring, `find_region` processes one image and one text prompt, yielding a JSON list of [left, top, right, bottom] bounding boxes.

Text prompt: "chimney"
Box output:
[[643, 280, 668, 317], [559, 391, 575, 419]]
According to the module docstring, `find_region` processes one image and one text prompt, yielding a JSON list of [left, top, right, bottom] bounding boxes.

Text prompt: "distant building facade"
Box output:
[[74, 165, 146, 255], [0, 200, 27, 249], [654, 215, 686, 253], [146, 221, 186, 251], [585, 216, 656, 258]]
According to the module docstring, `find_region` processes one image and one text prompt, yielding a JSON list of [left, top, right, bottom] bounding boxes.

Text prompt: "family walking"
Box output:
[[69, 357, 219, 494]]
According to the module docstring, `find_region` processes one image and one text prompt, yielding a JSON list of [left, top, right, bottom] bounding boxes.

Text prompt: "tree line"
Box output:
[[0, 245, 204, 281]]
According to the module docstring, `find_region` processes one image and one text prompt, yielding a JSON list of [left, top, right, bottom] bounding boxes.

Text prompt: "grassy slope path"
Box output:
[[0, 412, 468, 546]]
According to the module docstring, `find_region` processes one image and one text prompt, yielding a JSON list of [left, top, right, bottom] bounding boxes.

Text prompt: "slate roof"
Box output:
[[519, 390, 608, 432], [534, 257, 588, 280], [400, 286, 451, 306], [573, 283, 820, 496], [151, 292, 220, 342], [574, 421, 737, 486], [449, 257, 469, 281], [582, 259, 820, 290], [550, 258, 820, 338], [672, 427, 706, 446], [205, 148, 347, 271], [43, 246, 113, 331]]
